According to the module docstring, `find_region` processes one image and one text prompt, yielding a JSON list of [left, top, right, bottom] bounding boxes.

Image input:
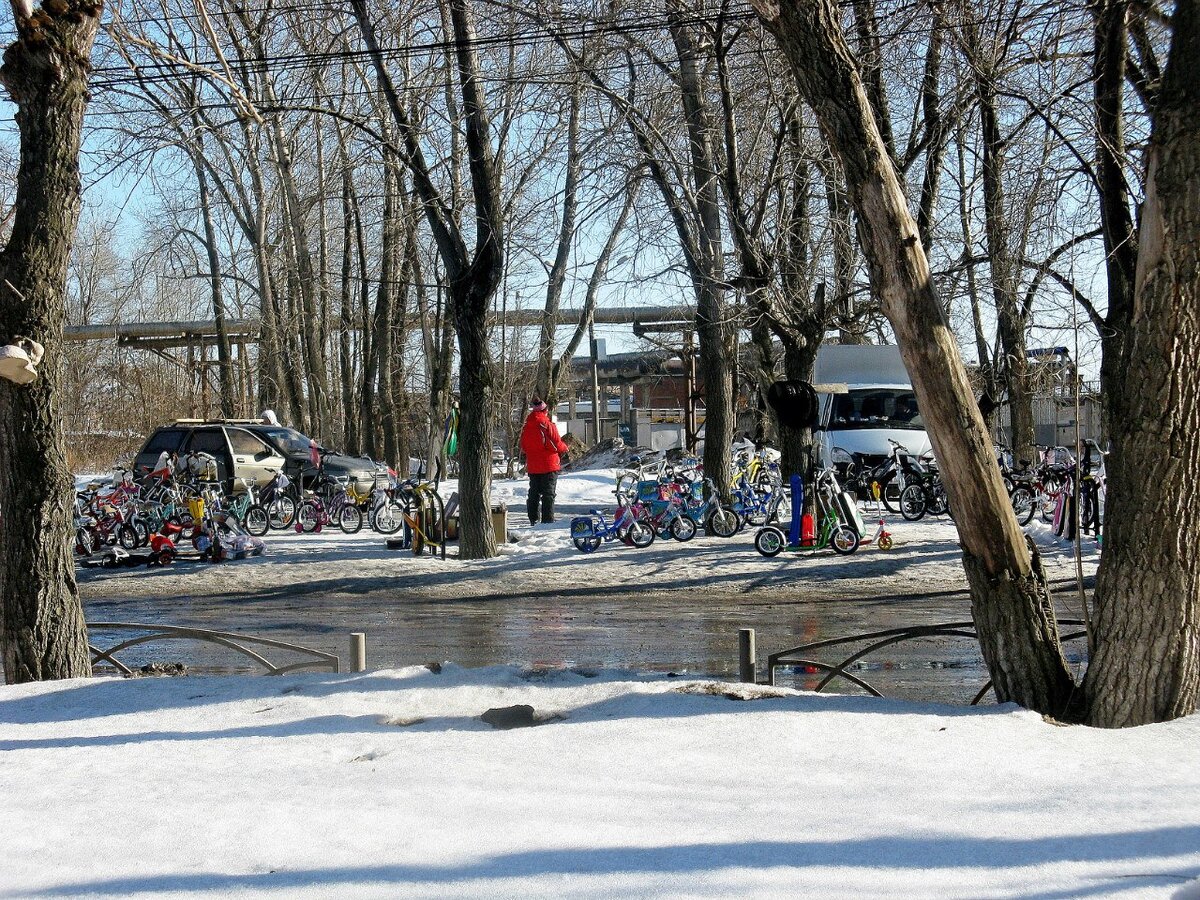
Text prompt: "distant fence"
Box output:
[[87, 622, 340, 676]]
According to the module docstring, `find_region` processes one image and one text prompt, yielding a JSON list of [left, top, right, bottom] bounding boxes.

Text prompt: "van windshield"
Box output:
[[831, 389, 923, 430]]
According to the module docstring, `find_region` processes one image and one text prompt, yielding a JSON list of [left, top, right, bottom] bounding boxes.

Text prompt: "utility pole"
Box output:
[[589, 318, 601, 444]]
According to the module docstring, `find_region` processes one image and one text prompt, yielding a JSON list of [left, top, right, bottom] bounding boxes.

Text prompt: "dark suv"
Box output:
[[133, 420, 388, 493]]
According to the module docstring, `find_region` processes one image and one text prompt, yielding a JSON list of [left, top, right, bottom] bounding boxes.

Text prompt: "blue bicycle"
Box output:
[[570, 492, 655, 553]]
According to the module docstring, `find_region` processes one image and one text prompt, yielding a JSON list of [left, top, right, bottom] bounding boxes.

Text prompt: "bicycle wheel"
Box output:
[[117, 523, 140, 551], [881, 481, 902, 514], [338, 504, 364, 534], [296, 501, 321, 533], [708, 506, 740, 538], [754, 526, 786, 557], [75, 527, 94, 556], [372, 501, 404, 535], [1011, 485, 1036, 526], [899, 484, 927, 521], [572, 535, 602, 553], [831, 525, 860, 555], [627, 520, 655, 548], [164, 513, 192, 541], [242, 504, 270, 537], [927, 485, 949, 517], [670, 515, 697, 542], [268, 496, 296, 529]]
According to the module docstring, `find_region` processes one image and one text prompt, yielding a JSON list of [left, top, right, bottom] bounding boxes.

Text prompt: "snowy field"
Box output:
[[1, 666, 1198, 898]]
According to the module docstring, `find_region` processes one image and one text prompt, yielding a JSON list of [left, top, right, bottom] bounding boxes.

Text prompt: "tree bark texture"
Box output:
[[0, 1, 100, 682], [1092, 0, 1139, 435], [667, 4, 734, 495], [1085, 1, 1200, 727], [755, 0, 1076, 716]]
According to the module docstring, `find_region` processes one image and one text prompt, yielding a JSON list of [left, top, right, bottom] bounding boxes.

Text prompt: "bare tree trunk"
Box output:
[[360, 152, 399, 459], [0, 1, 100, 682], [536, 77, 581, 407], [338, 136, 359, 452], [667, 3, 734, 494], [1091, 0, 1139, 435], [956, 122, 1000, 432], [967, 33, 1034, 461], [755, 0, 1076, 716], [1085, 2, 1200, 727], [352, 0, 503, 558], [193, 153, 236, 418], [386, 204, 420, 469], [916, 22, 945, 251], [551, 178, 638, 391]]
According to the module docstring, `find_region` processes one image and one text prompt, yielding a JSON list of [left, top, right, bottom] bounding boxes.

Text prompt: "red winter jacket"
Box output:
[[520, 408, 569, 475]]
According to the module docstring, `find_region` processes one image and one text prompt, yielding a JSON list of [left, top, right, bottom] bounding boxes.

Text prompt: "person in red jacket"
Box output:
[[520, 395, 569, 524]]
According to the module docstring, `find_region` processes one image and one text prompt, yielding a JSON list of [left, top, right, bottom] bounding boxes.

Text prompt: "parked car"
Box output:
[[133, 420, 388, 493]]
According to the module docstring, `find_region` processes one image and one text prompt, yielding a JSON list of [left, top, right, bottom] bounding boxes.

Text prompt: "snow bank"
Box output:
[[1, 667, 1197, 898]]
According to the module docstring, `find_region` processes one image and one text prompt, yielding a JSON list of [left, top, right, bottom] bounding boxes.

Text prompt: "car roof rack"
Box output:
[[171, 418, 271, 425]]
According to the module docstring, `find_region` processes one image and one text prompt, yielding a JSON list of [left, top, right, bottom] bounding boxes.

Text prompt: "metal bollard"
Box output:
[[350, 632, 367, 673], [738, 628, 756, 684]]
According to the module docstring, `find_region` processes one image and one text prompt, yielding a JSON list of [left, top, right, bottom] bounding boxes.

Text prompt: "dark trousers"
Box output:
[[527, 471, 558, 524]]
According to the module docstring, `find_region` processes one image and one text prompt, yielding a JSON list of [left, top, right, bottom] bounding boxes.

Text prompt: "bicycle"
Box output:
[[224, 479, 270, 537], [259, 468, 300, 530], [634, 479, 698, 541], [570, 491, 655, 552], [680, 477, 741, 538], [295, 476, 363, 534]]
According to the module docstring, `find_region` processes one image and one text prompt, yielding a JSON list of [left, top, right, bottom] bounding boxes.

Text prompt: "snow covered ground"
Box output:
[[1, 666, 1198, 898]]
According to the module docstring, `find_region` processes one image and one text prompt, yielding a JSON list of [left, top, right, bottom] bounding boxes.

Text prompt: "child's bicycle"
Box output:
[[224, 479, 270, 537], [680, 476, 740, 537], [633, 479, 697, 541], [570, 491, 655, 553], [295, 476, 363, 533]]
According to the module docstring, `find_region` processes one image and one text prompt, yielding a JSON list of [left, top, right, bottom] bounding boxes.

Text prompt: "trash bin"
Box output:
[[491, 503, 507, 544]]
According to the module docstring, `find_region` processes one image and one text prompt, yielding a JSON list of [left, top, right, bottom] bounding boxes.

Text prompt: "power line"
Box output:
[[89, 7, 764, 90]]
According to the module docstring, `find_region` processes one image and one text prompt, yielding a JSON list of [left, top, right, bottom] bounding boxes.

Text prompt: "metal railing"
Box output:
[[766, 619, 1086, 705], [87, 622, 340, 676]]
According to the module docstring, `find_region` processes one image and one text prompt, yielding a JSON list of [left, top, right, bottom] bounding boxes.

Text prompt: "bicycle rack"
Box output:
[[87, 622, 340, 676], [766, 619, 1087, 705]]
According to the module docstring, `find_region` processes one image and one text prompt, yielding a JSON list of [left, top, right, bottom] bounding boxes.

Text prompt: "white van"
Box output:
[[814, 344, 933, 468]]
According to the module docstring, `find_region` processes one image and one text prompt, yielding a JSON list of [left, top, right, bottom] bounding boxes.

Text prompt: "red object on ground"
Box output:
[[149, 533, 176, 553], [801, 513, 815, 547]]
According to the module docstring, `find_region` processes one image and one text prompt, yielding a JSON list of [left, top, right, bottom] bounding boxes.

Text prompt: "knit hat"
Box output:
[[530, 396, 547, 411]]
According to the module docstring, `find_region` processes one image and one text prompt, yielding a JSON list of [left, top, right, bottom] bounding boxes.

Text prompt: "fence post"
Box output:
[[738, 628, 756, 683], [350, 632, 367, 673]]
